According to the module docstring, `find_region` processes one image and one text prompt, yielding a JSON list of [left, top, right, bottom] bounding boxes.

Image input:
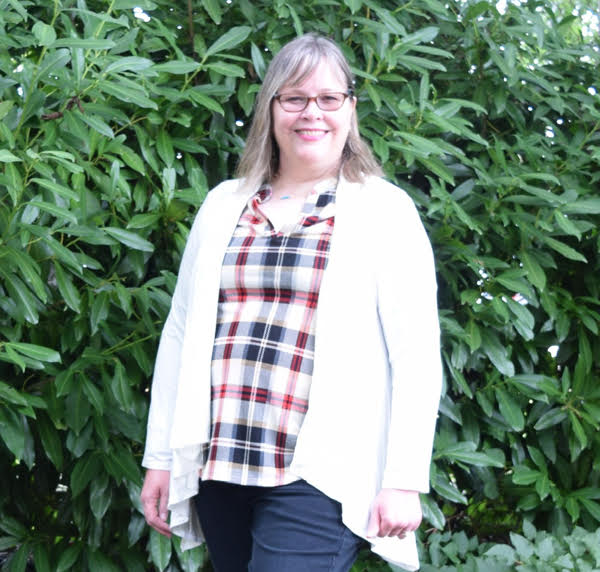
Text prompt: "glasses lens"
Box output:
[[277, 93, 347, 111], [316, 93, 345, 110], [279, 95, 307, 111]]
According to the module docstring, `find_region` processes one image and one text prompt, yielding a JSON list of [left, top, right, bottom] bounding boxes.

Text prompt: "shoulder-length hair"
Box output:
[[235, 33, 382, 191]]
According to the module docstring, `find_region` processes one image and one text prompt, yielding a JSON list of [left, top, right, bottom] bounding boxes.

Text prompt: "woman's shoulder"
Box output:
[[361, 175, 412, 202], [206, 178, 244, 199], [345, 175, 417, 216]]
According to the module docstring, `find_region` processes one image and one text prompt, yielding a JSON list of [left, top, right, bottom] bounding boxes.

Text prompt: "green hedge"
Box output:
[[1, 0, 599, 570]]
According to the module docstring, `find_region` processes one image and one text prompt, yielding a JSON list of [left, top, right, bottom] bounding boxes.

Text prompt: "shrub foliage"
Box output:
[[0, 0, 599, 570]]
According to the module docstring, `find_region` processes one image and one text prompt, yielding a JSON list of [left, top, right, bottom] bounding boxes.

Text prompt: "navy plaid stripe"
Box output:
[[204, 181, 336, 486]]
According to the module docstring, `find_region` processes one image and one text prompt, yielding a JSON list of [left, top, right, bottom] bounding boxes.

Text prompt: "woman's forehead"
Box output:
[[282, 57, 347, 89]]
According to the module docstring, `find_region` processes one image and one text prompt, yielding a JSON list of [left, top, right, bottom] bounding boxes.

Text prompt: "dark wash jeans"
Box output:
[[194, 479, 363, 572]]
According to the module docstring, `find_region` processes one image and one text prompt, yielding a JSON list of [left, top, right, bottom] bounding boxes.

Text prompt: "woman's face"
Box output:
[[271, 59, 356, 179]]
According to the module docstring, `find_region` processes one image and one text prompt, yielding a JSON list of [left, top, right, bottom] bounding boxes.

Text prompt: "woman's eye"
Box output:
[[283, 96, 305, 104]]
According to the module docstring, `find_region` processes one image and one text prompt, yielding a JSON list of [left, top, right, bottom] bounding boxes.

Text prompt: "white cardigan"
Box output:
[[142, 175, 442, 570]]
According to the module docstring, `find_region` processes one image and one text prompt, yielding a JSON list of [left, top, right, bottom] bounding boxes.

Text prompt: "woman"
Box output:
[[141, 33, 442, 572]]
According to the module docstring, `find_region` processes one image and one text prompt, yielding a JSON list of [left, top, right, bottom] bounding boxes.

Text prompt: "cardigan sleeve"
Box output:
[[375, 184, 443, 493], [141, 189, 218, 470]]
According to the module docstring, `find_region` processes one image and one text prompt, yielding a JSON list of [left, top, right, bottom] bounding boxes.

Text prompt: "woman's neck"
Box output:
[[271, 165, 340, 199]]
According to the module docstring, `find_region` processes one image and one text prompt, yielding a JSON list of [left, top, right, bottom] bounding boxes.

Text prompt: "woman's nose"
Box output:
[[301, 98, 323, 118]]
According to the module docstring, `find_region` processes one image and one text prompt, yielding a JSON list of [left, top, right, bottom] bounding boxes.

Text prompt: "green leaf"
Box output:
[[0, 382, 29, 409], [103, 446, 141, 484], [111, 360, 134, 412], [534, 407, 568, 430], [520, 250, 546, 291], [0, 149, 21, 162], [31, 177, 80, 201], [509, 374, 561, 398], [541, 235, 587, 263], [71, 453, 101, 497], [149, 528, 172, 571], [205, 62, 246, 78], [32, 544, 52, 572], [5, 247, 47, 302], [114, 0, 157, 7], [0, 407, 26, 461], [205, 26, 251, 58], [485, 544, 517, 563], [496, 388, 525, 431], [344, 0, 362, 14], [188, 89, 225, 115], [53, 261, 81, 312], [89, 291, 110, 335], [82, 377, 104, 415], [76, 112, 114, 138], [56, 543, 82, 572], [87, 550, 121, 572], [65, 380, 90, 434], [52, 38, 116, 49], [29, 200, 78, 224], [4, 0, 28, 20], [36, 48, 71, 80], [554, 211, 582, 240], [512, 465, 541, 485], [433, 475, 468, 504], [373, 8, 405, 34], [99, 81, 158, 109], [127, 213, 162, 229], [481, 329, 515, 377], [40, 234, 81, 271], [6, 343, 61, 363], [103, 227, 155, 252], [3, 274, 40, 324], [32, 21, 57, 46], [156, 129, 174, 167], [562, 198, 600, 214], [579, 498, 600, 522], [201, 0, 222, 24], [153, 60, 202, 74], [401, 26, 440, 45], [89, 475, 112, 520], [105, 56, 154, 74], [535, 471, 551, 500], [6, 542, 30, 572], [37, 413, 64, 470], [495, 270, 535, 300], [420, 494, 445, 529], [436, 443, 504, 467], [569, 411, 587, 449], [395, 54, 447, 72], [0, 517, 27, 539], [463, 320, 480, 353], [250, 42, 266, 80], [0, 100, 14, 120]]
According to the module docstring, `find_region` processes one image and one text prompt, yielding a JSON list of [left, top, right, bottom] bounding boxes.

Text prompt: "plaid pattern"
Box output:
[[203, 180, 336, 486]]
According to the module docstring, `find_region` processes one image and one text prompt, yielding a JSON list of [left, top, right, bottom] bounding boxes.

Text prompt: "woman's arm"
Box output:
[[142, 189, 219, 469], [371, 183, 443, 535]]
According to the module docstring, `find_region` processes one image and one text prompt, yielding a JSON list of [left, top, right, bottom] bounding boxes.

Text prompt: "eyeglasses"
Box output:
[[273, 90, 354, 112]]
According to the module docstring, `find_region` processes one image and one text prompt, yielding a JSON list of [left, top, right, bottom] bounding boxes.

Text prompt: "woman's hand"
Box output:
[[366, 488, 422, 539], [141, 469, 172, 537]]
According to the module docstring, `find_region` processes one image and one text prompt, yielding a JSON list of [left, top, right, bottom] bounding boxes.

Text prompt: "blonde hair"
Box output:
[[236, 34, 382, 190]]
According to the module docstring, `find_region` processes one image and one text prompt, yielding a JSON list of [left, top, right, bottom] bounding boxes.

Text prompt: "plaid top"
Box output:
[[202, 179, 336, 486]]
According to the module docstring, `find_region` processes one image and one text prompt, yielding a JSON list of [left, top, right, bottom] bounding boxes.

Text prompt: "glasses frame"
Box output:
[[273, 90, 354, 112]]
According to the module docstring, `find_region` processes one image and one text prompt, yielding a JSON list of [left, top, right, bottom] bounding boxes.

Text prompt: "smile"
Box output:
[[295, 129, 328, 137]]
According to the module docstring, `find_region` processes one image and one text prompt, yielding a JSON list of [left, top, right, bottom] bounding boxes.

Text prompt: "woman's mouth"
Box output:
[[295, 129, 328, 140]]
